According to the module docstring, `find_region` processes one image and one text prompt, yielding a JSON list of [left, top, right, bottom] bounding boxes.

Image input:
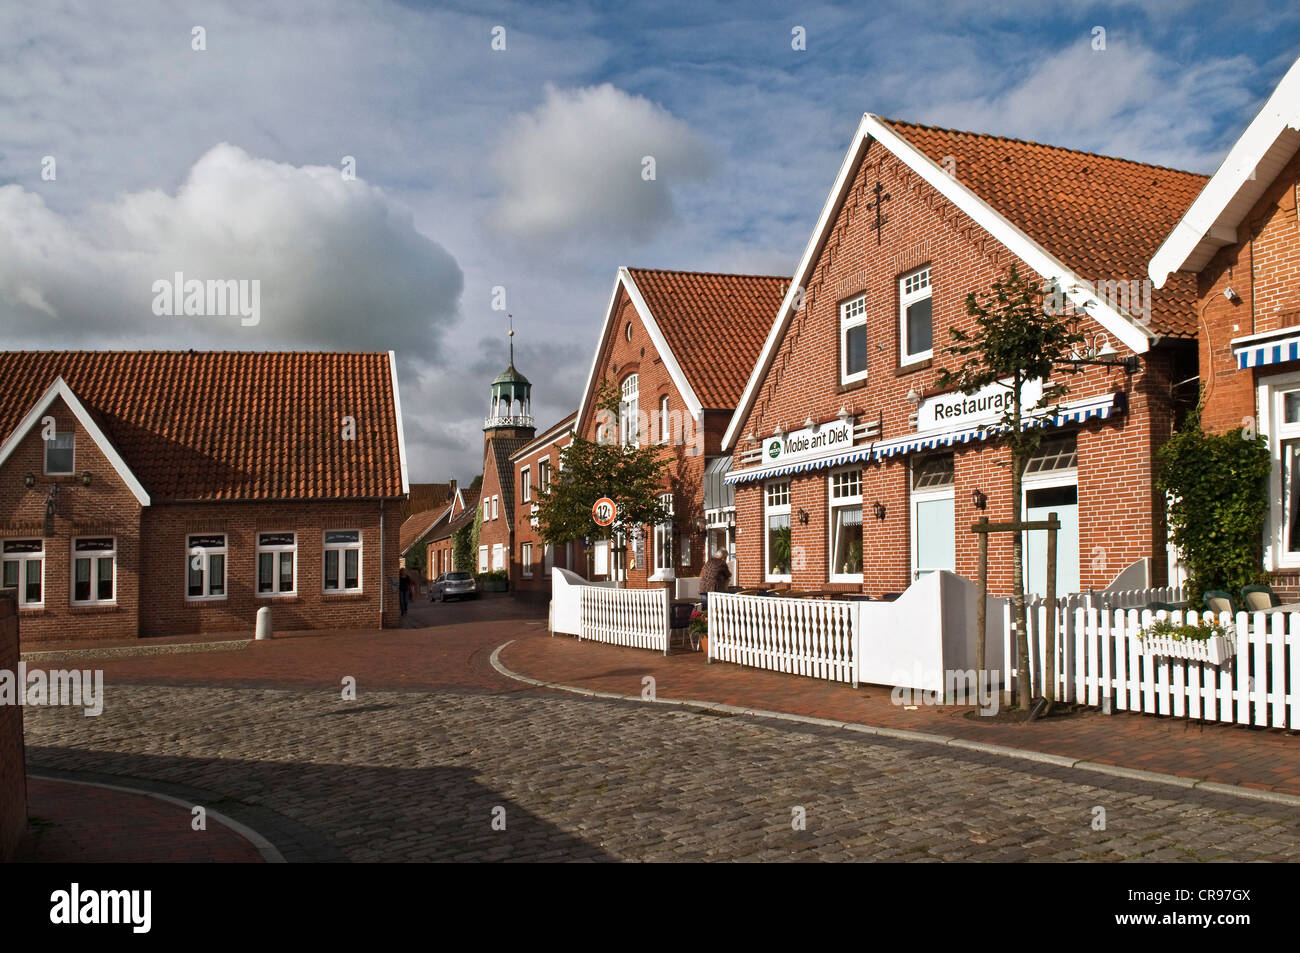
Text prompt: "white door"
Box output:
[[1024, 484, 1079, 597], [912, 494, 955, 580]]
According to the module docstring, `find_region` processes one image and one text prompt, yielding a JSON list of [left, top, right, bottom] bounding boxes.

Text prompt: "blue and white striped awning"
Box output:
[[725, 391, 1126, 485], [1236, 335, 1300, 369]]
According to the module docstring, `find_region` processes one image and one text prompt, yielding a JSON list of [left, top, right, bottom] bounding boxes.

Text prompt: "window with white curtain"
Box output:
[[829, 470, 863, 581]]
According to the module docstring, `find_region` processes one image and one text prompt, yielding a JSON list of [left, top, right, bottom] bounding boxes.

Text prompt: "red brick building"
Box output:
[[510, 412, 577, 595], [570, 267, 789, 588], [0, 351, 408, 641], [722, 116, 1207, 597], [424, 488, 479, 579], [1149, 55, 1300, 596]]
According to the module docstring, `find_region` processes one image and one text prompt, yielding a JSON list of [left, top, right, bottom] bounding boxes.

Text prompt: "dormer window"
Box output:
[[45, 431, 74, 475]]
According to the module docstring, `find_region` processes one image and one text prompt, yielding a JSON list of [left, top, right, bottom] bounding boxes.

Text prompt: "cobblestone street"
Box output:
[[22, 680, 1300, 862]]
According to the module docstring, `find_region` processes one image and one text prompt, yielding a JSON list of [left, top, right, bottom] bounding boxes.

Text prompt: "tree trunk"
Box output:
[[1011, 375, 1032, 709]]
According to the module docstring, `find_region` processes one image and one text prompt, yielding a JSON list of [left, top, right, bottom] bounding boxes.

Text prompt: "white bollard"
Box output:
[[255, 605, 273, 640]]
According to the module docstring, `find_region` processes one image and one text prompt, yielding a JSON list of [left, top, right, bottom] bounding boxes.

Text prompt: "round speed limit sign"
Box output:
[[592, 497, 616, 526]]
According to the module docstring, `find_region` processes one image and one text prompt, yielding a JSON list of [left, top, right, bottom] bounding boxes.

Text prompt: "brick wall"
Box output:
[[0, 592, 25, 861], [729, 136, 1184, 596], [1197, 148, 1300, 433]]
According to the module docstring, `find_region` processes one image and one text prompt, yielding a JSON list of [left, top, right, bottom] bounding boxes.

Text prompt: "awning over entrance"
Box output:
[[725, 391, 1126, 485], [1236, 334, 1300, 370], [703, 456, 735, 512]]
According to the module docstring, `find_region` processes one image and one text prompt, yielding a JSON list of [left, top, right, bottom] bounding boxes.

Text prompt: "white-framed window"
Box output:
[[521, 466, 531, 503], [45, 431, 75, 475], [829, 469, 863, 582], [2, 539, 44, 607], [256, 531, 296, 596], [483, 499, 490, 522], [910, 454, 954, 580], [539, 460, 551, 493], [840, 294, 868, 384], [492, 543, 505, 571], [478, 545, 489, 573], [765, 481, 792, 582], [620, 374, 639, 447], [72, 536, 116, 604], [544, 543, 554, 576], [521, 542, 533, 578], [900, 266, 933, 365], [186, 533, 227, 601], [492, 495, 499, 520], [594, 539, 609, 576], [652, 493, 674, 578], [323, 530, 362, 592], [659, 394, 671, 443], [1260, 371, 1300, 569]]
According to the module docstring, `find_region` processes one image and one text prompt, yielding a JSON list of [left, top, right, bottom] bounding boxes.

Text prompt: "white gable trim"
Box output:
[[0, 377, 150, 506], [723, 113, 1157, 450], [388, 350, 410, 496], [1149, 56, 1300, 288], [576, 269, 704, 435]]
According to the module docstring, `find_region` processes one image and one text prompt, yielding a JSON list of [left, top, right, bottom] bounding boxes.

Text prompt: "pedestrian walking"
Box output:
[[398, 567, 412, 616]]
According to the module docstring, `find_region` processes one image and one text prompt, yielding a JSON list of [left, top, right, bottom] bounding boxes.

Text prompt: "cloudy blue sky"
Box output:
[[1, 0, 1297, 484]]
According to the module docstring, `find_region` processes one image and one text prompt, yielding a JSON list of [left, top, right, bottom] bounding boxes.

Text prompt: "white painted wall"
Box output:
[[550, 568, 616, 635]]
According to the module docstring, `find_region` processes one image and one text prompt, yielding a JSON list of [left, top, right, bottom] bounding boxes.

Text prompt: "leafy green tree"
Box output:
[[936, 265, 1085, 709], [1157, 408, 1270, 606], [406, 540, 427, 571]]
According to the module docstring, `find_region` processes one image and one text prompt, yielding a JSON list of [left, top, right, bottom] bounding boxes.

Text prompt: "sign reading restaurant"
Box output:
[[916, 378, 1044, 433], [766, 418, 854, 465]]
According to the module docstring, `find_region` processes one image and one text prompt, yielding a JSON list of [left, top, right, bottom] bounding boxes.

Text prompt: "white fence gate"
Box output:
[[577, 584, 669, 654], [708, 593, 857, 684]]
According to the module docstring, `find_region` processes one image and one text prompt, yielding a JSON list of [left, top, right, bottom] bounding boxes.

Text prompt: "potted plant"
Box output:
[[841, 538, 862, 576], [689, 608, 708, 653], [1136, 616, 1236, 665], [771, 524, 792, 575]]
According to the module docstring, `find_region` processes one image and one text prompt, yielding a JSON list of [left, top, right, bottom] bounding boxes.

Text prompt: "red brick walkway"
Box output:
[[500, 634, 1300, 797], [18, 777, 267, 862]]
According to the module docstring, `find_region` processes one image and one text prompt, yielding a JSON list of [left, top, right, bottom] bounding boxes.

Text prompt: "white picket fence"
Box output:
[[708, 593, 857, 684], [1005, 601, 1300, 728], [577, 584, 669, 654]]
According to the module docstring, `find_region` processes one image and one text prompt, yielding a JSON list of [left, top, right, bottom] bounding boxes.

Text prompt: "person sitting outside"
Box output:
[[698, 549, 732, 613]]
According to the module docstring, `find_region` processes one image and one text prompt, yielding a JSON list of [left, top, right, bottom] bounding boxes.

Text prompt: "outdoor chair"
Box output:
[[1202, 590, 1238, 616], [668, 600, 696, 652], [1240, 584, 1281, 612], [1146, 601, 1177, 613]]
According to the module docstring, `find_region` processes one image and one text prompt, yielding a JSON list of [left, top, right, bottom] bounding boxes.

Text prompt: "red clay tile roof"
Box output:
[[428, 491, 480, 543], [880, 119, 1209, 338], [626, 269, 791, 407], [0, 351, 404, 502], [407, 482, 452, 516], [400, 506, 449, 555]]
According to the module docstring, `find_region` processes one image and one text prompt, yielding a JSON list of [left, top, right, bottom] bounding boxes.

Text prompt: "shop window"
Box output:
[[2, 539, 44, 607], [323, 530, 362, 592], [256, 532, 296, 596], [765, 481, 792, 582], [840, 295, 868, 384], [45, 431, 75, 475], [1024, 433, 1078, 475], [521, 466, 531, 503], [910, 455, 954, 580], [829, 470, 863, 582], [900, 267, 933, 365], [187, 534, 227, 600], [521, 542, 533, 578], [72, 537, 116, 604], [620, 374, 639, 447]]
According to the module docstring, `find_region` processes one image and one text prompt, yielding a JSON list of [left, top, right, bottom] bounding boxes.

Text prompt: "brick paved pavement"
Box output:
[[18, 776, 266, 862]]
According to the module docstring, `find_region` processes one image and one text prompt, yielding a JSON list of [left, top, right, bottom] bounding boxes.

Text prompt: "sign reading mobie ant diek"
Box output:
[[765, 418, 854, 465]]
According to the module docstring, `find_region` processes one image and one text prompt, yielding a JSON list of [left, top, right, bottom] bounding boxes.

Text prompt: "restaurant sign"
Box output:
[[764, 418, 854, 465], [916, 378, 1044, 433]]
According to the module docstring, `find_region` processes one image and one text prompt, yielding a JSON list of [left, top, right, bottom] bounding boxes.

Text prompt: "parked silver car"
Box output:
[[430, 571, 477, 602]]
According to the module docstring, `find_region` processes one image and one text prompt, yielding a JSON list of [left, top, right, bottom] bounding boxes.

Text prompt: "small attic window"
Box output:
[[45, 432, 74, 475], [625, 322, 634, 341]]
